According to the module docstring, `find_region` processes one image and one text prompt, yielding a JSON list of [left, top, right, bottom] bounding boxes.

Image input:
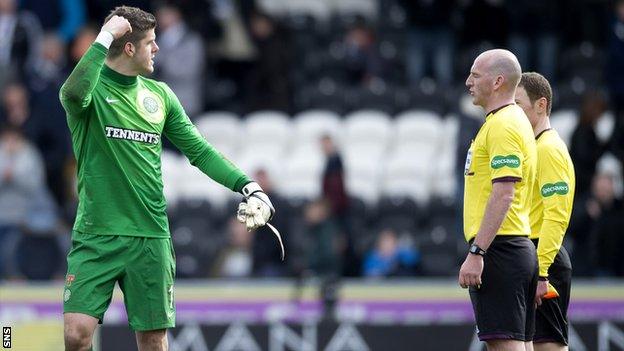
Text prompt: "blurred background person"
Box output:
[[19, 0, 85, 43], [0, 0, 42, 90], [154, 2, 205, 118], [569, 91, 609, 198], [211, 217, 253, 278], [244, 11, 291, 113], [362, 228, 419, 278], [399, 0, 456, 88], [0, 124, 46, 279], [303, 198, 343, 279], [342, 19, 383, 87]]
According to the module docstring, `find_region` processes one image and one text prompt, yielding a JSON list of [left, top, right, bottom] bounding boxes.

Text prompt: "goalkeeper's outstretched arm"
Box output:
[[59, 15, 131, 115]]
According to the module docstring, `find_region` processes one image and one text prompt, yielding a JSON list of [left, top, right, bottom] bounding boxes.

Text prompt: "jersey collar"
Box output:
[[535, 128, 552, 140], [485, 103, 514, 120], [101, 65, 138, 86]]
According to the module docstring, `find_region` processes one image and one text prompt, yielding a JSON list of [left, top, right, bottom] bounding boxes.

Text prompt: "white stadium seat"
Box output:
[[292, 109, 342, 146], [392, 110, 442, 156], [161, 150, 182, 207], [194, 111, 241, 158], [381, 150, 433, 205], [243, 110, 292, 151], [277, 148, 324, 199], [550, 110, 578, 146]]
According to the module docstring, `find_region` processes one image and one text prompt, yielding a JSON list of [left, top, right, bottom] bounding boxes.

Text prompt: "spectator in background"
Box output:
[[607, 0, 624, 184], [342, 20, 382, 86], [0, 0, 42, 90], [507, 1, 561, 82], [588, 172, 624, 276], [244, 11, 291, 113], [0, 125, 46, 279], [28, 33, 72, 207], [569, 91, 608, 198], [320, 135, 358, 276], [1, 81, 70, 207], [69, 25, 97, 66], [362, 228, 419, 277], [303, 198, 343, 278], [251, 168, 289, 277], [211, 217, 253, 278], [568, 171, 623, 276], [154, 3, 205, 118], [399, 0, 456, 87], [20, 0, 85, 43]]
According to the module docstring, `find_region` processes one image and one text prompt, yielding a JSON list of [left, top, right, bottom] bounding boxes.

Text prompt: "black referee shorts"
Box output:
[[469, 235, 538, 342], [532, 239, 572, 345]]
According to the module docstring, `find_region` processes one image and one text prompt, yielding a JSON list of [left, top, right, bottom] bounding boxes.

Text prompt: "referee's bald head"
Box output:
[[475, 49, 522, 91]]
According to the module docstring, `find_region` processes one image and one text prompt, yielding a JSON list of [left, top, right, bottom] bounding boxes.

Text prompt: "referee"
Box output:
[[460, 49, 538, 351], [516, 72, 575, 351]]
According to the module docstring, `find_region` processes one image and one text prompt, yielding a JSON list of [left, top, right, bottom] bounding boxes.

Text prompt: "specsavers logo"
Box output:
[[491, 155, 520, 169], [541, 181, 569, 197], [137, 89, 164, 124]]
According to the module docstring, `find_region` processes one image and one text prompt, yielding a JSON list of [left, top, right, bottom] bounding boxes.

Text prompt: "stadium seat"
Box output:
[[376, 196, 419, 234], [344, 148, 382, 205], [550, 109, 579, 146], [392, 110, 442, 154], [243, 110, 292, 152], [292, 109, 343, 146], [195, 111, 241, 158], [381, 149, 432, 205], [161, 150, 182, 207], [277, 148, 324, 199], [431, 116, 459, 200], [176, 161, 232, 209], [417, 226, 461, 276], [343, 109, 392, 147], [596, 111, 615, 143]]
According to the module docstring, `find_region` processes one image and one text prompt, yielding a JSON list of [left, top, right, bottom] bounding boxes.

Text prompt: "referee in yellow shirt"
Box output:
[[460, 49, 538, 351], [516, 72, 575, 351]]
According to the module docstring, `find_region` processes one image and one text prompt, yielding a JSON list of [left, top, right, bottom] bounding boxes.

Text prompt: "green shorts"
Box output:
[[63, 231, 176, 331]]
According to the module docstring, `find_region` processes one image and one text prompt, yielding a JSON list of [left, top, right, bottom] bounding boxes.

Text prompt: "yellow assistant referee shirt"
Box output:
[[463, 104, 537, 242], [529, 129, 575, 277]]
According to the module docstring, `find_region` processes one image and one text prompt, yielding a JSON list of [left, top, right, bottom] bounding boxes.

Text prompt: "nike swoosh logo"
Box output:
[[105, 96, 119, 104]]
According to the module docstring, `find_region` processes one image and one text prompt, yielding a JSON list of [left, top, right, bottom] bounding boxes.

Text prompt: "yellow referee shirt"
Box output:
[[529, 129, 575, 277], [463, 104, 537, 242]]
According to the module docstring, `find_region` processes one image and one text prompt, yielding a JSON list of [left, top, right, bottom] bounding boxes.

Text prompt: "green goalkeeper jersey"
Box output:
[[60, 42, 250, 238]]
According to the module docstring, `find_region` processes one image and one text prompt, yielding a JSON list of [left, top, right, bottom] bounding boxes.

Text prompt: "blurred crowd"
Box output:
[[0, 0, 623, 281]]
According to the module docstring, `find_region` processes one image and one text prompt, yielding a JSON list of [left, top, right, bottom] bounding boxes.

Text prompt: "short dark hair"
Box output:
[[104, 6, 156, 58], [518, 72, 553, 115]]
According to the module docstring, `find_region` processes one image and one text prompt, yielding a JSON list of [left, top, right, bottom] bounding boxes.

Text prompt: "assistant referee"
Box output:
[[516, 72, 575, 351], [460, 49, 538, 351]]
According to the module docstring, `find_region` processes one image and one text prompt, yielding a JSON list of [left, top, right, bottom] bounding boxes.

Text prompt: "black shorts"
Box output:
[[469, 235, 538, 342], [532, 239, 572, 345]]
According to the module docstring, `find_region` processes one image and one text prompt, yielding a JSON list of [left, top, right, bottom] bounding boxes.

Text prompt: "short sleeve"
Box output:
[[485, 120, 524, 182]]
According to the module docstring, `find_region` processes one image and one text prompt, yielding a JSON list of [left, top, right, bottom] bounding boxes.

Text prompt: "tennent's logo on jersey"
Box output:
[[105, 126, 160, 145], [541, 182, 569, 197], [491, 155, 520, 169], [137, 89, 164, 124]]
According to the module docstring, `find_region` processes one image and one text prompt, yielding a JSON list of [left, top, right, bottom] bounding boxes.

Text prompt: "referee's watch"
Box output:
[[469, 244, 486, 256]]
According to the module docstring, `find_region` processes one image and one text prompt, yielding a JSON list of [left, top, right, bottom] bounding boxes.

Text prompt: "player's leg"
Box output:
[[64, 313, 99, 351], [63, 232, 125, 351], [136, 329, 168, 351], [533, 247, 571, 351], [485, 339, 526, 351], [534, 343, 568, 351], [121, 236, 176, 332]]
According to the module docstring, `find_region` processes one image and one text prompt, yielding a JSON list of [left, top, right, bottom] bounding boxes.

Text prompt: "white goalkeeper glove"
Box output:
[[237, 182, 274, 229], [237, 182, 285, 260]]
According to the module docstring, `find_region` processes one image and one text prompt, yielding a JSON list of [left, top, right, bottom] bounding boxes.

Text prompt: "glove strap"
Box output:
[[241, 182, 263, 198]]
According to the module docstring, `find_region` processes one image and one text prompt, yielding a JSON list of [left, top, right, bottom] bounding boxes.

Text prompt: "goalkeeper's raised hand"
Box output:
[[101, 15, 133, 39], [237, 182, 275, 231]]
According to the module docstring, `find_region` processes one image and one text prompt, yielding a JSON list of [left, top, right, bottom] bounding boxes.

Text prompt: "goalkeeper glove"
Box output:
[[237, 182, 274, 230]]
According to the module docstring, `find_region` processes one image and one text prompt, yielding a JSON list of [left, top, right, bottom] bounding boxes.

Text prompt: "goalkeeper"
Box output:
[[515, 72, 575, 351], [60, 6, 277, 351]]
